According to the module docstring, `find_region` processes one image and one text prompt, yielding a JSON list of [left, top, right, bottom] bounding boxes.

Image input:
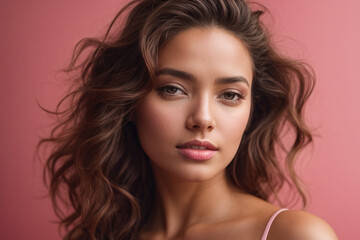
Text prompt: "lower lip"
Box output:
[[177, 148, 217, 161]]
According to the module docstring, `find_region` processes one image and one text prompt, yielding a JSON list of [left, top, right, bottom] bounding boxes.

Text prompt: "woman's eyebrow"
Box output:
[[156, 68, 195, 81], [215, 76, 249, 87], [156, 67, 249, 86]]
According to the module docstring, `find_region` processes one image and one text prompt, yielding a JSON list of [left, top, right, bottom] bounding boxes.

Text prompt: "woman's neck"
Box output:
[[143, 169, 246, 238]]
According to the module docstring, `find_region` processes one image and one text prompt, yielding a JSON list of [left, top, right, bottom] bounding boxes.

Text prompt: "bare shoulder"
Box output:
[[268, 210, 338, 240]]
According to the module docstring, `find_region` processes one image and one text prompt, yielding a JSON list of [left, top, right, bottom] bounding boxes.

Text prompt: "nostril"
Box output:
[[186, 112, 216, 131], [190, 123, 214, 131]]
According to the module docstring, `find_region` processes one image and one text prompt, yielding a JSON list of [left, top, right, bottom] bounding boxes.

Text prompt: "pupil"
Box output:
[[166, 87, 177, 94], [225, 93, 234, 99]]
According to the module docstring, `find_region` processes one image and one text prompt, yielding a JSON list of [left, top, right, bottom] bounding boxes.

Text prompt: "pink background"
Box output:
[[1, 0, 359, 239]]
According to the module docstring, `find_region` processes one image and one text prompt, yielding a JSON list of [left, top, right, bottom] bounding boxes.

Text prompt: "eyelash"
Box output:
[[157, 85, 245, 104], [218, 91, 245, 104], [156, 85, 187, 98]]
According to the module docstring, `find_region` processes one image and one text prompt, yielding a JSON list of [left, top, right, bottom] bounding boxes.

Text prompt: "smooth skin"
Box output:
[[135, 27, 338, 240]]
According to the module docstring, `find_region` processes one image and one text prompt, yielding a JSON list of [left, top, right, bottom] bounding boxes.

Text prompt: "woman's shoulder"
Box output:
[[267, 209, 338, 240]]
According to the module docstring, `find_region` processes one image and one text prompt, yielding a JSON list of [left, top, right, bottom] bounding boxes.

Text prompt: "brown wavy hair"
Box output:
[[39, 0, 315, 239]]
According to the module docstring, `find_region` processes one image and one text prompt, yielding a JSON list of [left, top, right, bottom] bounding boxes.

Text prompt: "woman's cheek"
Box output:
[[218, 107, 250, 142], [136, 95, 184, 150]]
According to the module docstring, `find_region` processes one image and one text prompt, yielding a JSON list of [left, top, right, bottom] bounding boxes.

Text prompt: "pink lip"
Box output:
[[176, 140, 217, 161]]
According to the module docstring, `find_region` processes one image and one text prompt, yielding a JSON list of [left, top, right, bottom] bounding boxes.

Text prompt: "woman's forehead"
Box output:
[[156, 27, 253, 85]]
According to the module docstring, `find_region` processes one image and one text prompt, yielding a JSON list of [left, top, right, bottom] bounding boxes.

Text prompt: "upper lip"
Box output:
[[176, 139, 217, 150]]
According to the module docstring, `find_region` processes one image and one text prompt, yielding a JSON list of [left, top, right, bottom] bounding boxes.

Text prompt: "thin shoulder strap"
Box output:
[[260, 208, 288, 240]]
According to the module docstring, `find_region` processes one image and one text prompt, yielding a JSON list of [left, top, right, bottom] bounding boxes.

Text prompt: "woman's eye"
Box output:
[[157, 85, 186, 97], [223, 92, 238, 100], [219, 91, 245, 104]]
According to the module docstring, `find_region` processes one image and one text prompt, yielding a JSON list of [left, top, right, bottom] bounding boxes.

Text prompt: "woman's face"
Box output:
[[135, 27, 253, 182]]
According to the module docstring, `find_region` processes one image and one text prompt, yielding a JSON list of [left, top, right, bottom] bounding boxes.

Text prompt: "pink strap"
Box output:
[[260, 208, 288, 240]]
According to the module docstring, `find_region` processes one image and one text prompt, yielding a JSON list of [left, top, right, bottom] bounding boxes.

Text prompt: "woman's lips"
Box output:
[[176, 140, 217, 161], [177, 148, 216, 161]]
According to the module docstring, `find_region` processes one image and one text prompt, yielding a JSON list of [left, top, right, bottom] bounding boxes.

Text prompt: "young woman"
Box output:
[[41, 0, 338, 239]]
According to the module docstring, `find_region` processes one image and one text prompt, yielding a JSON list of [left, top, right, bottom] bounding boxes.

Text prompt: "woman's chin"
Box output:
[[153, 165, 226, 183]]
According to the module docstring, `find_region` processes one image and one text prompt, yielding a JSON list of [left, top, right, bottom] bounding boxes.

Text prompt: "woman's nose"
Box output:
[[185, 95, 216, 132]]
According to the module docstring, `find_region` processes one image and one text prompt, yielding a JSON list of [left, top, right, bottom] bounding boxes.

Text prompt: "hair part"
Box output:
[[39, 0, 315, 239]]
